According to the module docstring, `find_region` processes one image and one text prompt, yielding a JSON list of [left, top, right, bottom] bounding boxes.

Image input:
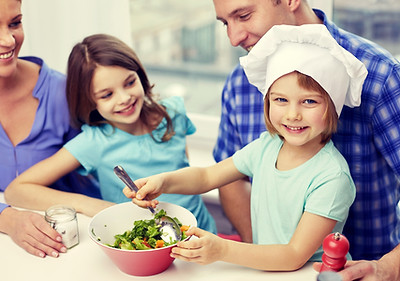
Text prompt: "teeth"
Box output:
[[0, 50, 13, 59], [286, 125, 304, 131], [119, 104, 133, 113], [247, 46, 253, 52]]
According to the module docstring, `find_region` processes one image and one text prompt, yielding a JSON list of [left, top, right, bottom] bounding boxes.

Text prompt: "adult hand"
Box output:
[[0, 207, 66, 258], [313, 258, 394, 281]]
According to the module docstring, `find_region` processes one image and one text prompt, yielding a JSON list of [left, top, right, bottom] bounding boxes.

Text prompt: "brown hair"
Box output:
[[264, 71, 338, 144], [66, 33, 174, 142]]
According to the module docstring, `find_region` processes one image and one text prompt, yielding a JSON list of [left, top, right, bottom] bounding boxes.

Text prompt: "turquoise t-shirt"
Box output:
[[64, 96, 217, 233], [233, 132, 355, 261]]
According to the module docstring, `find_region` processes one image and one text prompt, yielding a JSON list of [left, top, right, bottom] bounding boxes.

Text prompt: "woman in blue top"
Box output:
[[123, 25, 367, 271], [0, 0, 105, 259], [5, 34, 216, 234]]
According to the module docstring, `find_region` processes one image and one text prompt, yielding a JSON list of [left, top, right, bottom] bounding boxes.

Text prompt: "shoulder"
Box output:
[[20, 57, 66, 100], [325, 21, 399, 74], [317, 141, 353, 177], [160, 96, 187, 117]]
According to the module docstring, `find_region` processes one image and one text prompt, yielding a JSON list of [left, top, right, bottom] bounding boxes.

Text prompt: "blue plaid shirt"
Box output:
[[213, 9, 400, 260]]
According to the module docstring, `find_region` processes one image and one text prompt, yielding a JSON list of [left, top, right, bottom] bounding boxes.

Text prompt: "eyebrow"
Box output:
[[216, 7, 248, 22], [12, 14, 23, 21]]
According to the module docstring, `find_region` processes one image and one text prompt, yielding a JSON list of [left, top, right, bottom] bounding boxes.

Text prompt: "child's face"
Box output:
[[92, 65, 145, 134], [0, 0, 24, 79], [268, 72, 328, 150]]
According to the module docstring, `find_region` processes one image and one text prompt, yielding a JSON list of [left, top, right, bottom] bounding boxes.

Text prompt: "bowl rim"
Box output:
[[88, 202, 196, 253]]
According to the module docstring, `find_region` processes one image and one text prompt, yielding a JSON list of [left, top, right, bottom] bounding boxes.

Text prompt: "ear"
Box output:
[[286, 0, 301, 12]]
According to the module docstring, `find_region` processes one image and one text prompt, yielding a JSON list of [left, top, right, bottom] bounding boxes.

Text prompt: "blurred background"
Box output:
[[21, 0, 400, 117]]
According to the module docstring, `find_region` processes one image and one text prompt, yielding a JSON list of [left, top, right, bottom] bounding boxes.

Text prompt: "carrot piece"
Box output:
[[180, 225, 190, 232], [155, 240, 165, 248]]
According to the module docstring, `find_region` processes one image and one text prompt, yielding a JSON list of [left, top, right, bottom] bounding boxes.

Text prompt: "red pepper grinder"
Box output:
[[320, 232, 349, 272]]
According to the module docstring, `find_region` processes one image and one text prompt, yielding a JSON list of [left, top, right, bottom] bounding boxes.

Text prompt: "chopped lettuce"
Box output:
[[106, 209, 187, 250]]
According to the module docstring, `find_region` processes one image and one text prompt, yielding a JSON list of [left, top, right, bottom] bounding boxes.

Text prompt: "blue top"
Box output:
[[213, 9, 400, 260], [0, 57, 100, 213], [233, 133, 355, 261], [64, 96, 217, 233]]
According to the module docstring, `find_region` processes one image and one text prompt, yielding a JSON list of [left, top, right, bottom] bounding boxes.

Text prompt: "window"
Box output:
[[129, 0, 400, 118], [129, 0, 244, 117], [333, 0, 400, 58]]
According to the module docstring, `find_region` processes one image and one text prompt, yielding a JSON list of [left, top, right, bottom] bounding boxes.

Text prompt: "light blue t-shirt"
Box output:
[[233, 132, 356, 261], [64, 96, 217, 233]]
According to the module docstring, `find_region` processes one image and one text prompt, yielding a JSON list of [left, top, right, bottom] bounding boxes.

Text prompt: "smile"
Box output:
[[285, 125, 306, 131], [116, 101, 137, 114], [0, 50, 14, 60]]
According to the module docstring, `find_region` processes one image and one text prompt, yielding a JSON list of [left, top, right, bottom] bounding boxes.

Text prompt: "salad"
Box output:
[[107, 209, 189, 250]]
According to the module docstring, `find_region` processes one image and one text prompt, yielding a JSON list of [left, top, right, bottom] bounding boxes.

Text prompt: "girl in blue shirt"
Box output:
[[5, 34, 216, 234]]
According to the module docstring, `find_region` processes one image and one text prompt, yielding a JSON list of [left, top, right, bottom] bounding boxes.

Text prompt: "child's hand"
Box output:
[[122, 175, 164, 209], [170, 227, 226, 265]]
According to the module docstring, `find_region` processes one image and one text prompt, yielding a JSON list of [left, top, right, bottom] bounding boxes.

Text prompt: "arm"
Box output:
[[218, 179, 253, 242], [125, 158, 245, 207], [0, 206, 66, 258], [172, 212, 337, 271], [5, 148, 114, 217]]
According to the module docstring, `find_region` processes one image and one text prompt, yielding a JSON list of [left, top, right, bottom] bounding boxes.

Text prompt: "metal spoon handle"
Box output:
[[113, 165, 155, 214]]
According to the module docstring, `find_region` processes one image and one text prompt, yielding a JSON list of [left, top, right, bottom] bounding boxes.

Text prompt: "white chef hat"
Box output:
[[239, 24, 368, 116]]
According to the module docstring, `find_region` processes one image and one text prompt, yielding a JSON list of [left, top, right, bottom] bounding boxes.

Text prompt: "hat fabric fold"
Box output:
[[239, 24, 368, 116]]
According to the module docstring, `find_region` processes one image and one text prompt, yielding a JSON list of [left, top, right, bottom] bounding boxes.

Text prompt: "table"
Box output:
[[0, 194, 318, 281]]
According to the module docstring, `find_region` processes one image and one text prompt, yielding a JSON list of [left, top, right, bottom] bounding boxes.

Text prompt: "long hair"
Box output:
[[66, 33, 174, 142], [264, 71, 338, 144]]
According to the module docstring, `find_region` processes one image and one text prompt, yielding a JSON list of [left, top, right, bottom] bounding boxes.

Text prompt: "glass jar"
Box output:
[[45, 205, 79, 249]]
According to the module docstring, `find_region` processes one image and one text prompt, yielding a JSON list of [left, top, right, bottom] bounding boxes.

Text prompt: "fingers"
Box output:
[[313, 262, 322, 272], [340, 261, 377, 281], [8, 210, 67, 258]]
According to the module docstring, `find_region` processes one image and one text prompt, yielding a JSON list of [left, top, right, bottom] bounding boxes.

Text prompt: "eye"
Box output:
[[125, 78, 136, 88], [304, 99, 317, 104], [238, 12, 251, 21], [9, 16, 22, 29], [100, 91, 113, 99], [275, 97, 287, 103]]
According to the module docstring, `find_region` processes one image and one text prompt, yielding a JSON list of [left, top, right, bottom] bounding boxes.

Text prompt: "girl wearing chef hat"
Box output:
[[125, 24, 368, 271]]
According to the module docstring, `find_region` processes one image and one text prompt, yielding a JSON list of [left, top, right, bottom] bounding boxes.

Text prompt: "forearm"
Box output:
[[218, 179, 252, 242], [378, 244, 400, 281], [221, 240, 308, 271], [162, 158, 243, 195], [5, 182, 112, 217]]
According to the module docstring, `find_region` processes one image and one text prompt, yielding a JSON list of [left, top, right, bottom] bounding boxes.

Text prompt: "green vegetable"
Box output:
[[106, 209, 187, 250]]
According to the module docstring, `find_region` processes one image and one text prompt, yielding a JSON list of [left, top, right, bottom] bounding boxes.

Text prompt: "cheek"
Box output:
[[13, 31, 24, 55], [269, 106, 282, 126]]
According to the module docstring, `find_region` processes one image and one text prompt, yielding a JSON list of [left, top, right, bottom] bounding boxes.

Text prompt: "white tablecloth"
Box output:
[[0, 193, 318, 281]]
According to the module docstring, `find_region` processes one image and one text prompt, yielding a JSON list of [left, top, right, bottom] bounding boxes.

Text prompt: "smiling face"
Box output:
[[0, 0, 23, 78], [213, 0, 293, 51], [92, 65, 146, 135], [267, 72, 329, 151]]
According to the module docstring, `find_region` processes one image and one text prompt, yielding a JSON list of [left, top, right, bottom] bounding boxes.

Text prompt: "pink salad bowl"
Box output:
[[88, 201, 197, 276]]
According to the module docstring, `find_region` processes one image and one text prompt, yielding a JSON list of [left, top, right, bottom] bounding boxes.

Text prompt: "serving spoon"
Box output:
[[113, 165, 182, 243]]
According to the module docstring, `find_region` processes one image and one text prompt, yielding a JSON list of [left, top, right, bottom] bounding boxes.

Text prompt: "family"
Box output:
[[0, 0, 399, 280]]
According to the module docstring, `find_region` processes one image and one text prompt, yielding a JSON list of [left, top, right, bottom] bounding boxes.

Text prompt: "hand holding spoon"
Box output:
[[113, 165, 182, 243]]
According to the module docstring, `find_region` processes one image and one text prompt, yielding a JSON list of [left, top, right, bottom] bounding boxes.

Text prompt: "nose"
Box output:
[[286, 104, 302, 121], [117, 89, 131, 105], [227, 22, 247, 47], [0, 28, 15, 48]]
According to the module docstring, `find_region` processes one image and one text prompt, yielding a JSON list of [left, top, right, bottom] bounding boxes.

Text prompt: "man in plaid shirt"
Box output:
[[213, 1, 400, 280]]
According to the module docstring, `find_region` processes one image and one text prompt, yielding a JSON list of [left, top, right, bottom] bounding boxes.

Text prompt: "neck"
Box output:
[[294, 2, 323, 25]]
